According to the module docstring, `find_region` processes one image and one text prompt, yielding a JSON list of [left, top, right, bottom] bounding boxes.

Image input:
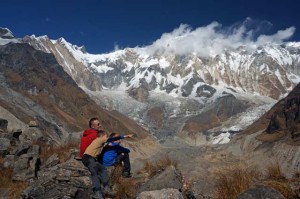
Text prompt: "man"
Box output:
[[81, 123, 134, 199], [79, 117, 102, 157]]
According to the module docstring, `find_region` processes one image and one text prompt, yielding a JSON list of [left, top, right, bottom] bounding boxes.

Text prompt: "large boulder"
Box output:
[[237, 184, 286, 199], [22, 158, 93, 199], [138, 166, 182, 193], [12, 154, 40, 181]]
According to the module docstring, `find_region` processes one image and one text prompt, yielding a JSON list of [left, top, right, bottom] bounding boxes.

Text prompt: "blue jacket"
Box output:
[[102, 142, 130, 166]]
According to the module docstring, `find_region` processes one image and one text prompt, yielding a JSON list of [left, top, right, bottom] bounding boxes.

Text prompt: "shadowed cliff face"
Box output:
[[0, 43, 151, 143], [264, 83, 300, 143], [242, 83, 300, 145]]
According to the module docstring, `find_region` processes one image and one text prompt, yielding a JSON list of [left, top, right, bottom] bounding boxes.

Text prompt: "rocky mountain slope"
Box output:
[[22, 31, 300, 145], [0, 28, 157, 153], [224, 82, 300, 178]]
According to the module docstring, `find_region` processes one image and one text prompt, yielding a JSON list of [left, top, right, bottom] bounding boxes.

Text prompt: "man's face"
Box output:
[[91, 120, 102, 130]]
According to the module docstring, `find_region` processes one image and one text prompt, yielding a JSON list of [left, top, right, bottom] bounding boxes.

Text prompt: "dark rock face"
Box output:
[[0, 118, 8, 130], [213, 94, 248, 118], [163, 82, 179, 93], [138, 166, 182, 193], [263, 83, 300, 142], [196, 85, 216, 98], [0, 137, 10, 156], [0, 28, 14, 39], [22, 158, 92, 199], [182, 94, 249, 135], [127, 79, 150, 102], [12, 153, 40, 181], [181, 75, 203, 97]]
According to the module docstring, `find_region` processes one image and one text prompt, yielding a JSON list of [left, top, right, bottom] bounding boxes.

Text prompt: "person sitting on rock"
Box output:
[[82, 129, 133, 199], [79, 117, 102, 158], [100, 132, 132, 178]]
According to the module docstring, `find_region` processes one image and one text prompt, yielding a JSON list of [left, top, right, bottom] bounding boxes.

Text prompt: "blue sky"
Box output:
[[1, 0, 299, 54]]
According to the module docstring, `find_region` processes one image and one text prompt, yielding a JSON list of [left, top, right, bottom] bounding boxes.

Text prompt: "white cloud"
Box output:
[[143, 18, 296, 57], [256, 27, 295, 44], [114, 43, 120, 51]]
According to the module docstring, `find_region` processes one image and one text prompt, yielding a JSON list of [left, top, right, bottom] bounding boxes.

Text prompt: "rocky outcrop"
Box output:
[[224, 83, 300, 178], [127, 85, 149, 102], [0, 28, 16, 40], [264, 83, 300, 142], [0, 118, 160, 198], [179, 93, 249, 145], [22, 157, 92, 199], [0, 122, 41, 181], [243, 83, 300, 144], [138, 166, 182, 193]]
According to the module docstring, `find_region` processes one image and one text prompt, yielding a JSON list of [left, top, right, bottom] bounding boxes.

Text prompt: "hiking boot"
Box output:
[[94, 191, 104, 199], [122, 171, 132, 178], [102, 185, 113, 195]]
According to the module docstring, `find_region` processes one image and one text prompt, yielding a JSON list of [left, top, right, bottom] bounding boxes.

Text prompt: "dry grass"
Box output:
[[107, 165, 138, 199], [264, 180, 295, 199], [136, 155, 178, 178], [266, 161, 285, 181], [33, 140, 79, 162], [0, 166, 28, 199], [215, 164, 261, 199], [214, 162, 297, 199], [108, 155, 178, 198]]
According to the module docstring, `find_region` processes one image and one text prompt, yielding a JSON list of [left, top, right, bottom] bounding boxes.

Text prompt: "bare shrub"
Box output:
[[266, 161, 285, 181], [0, 167, 28, 199], [33, 140, 79, 162], [215, 164, 261, 199], [107, 165, 138, 199], [137, 155, 178, 178]]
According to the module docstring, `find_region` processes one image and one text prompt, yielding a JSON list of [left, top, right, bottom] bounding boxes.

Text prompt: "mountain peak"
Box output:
[[0, 27, 14, 39], [0, 27, 19, 45]]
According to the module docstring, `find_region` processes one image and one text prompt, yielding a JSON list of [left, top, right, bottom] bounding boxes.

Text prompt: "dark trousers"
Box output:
[[82, 154, 109, 192], [115, 153, 131, 173]]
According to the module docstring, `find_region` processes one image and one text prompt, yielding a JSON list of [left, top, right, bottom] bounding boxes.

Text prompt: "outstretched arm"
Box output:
[[124, 134, 134, 138], [107, 135, 124, 142], [106, 134, 134, 143]]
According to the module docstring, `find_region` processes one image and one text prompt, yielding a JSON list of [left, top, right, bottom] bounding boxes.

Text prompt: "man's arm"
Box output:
[[106, 134, 134, 142]]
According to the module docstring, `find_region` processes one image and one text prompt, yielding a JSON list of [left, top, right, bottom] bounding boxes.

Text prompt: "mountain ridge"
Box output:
[[3, 27, 300, 145], [21, 30, 300, 144], [0, 35, 155, 148]]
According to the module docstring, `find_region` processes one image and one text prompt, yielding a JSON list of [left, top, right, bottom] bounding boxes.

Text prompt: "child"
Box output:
[[101, 133, 132, 178]]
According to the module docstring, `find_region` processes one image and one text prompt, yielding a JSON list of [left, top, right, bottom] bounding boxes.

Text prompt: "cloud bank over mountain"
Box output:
[[143, 18, 296, 57]]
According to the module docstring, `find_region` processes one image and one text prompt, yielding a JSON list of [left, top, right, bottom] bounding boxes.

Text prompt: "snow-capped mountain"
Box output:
[[24, 35, 300, 100], [0, 27, 19, 45], [18, 30, 300, 145]]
